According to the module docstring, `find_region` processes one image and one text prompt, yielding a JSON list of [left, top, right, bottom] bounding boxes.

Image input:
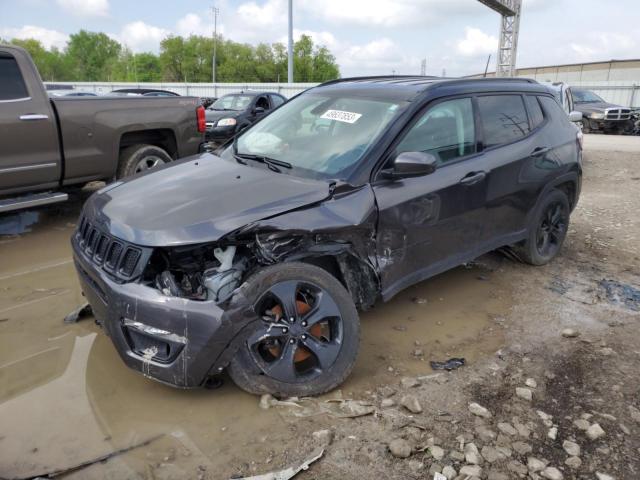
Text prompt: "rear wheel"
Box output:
[[228, 262, 359, 397], [515, 189, 570, 266], [117, 144, 172, 179]]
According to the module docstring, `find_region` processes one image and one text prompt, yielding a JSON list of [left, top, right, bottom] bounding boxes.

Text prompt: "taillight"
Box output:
[[197, 106, 206, 133]]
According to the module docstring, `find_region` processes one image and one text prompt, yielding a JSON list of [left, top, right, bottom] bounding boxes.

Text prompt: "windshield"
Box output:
[[572, 89, 605, 103], [210, 94, 253, 111], [228, 93, 403, 180]]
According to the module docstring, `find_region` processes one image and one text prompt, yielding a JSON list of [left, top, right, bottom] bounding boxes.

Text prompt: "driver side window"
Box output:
[[396, 97, 476, 165]]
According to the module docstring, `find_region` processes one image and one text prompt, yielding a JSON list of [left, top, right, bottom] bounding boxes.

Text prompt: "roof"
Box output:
[[314, 75, 547, 101]]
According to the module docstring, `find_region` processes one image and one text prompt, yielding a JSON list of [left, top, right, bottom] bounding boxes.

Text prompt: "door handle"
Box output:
[[459, 171, 486, 185], [531, 146, 551, 157], [19, 114, 49, 121]]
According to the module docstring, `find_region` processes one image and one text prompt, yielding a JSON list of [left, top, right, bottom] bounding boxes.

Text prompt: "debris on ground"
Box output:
[[599, 279, 640, 311], [430, 357, 465, 371], [233, 448, 324, 480], [63, 302, 93, 324]]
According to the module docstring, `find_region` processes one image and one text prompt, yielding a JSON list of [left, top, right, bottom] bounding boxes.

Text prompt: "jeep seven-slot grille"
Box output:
[[76, 217, 146, 280]]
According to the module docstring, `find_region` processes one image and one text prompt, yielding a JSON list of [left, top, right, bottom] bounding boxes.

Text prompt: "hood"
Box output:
[[205, 109, 241, 123], [84, 153, 331, 247], [575, 101, 625, 114]]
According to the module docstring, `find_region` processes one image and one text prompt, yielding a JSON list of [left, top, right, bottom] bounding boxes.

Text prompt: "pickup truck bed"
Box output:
[[0, 44, 206, 209]]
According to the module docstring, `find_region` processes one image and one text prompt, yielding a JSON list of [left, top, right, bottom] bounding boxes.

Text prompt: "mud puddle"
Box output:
[[0, 200, 513, 479]]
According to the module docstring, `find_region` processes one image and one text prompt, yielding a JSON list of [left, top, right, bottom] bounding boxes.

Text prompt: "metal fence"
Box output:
[[46, 80, 640, 107], [45, 81, 319, 99]]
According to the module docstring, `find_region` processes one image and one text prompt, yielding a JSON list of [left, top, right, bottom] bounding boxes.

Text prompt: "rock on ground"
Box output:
[[400, 395, 422, 414], [468, 402, 492, 418], [586, 423, 606, 440], [541, 466, 564, 480], [562, 440, 580, 456], [389, 438, 412, 458]]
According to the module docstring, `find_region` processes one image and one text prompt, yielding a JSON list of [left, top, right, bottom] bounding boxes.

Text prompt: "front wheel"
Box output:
[[515, 189, 570, 266], [228, 262, 360, 397]]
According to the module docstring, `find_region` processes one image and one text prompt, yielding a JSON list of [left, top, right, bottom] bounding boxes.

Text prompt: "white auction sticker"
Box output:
[[320, 109, 362, 124]]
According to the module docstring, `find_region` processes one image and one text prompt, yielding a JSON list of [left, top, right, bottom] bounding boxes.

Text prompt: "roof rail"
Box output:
[[317, 75, 538, 88], [318, 75, 443, 87]]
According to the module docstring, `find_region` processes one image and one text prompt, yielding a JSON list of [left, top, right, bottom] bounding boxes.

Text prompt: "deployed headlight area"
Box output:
[[142, 243, 250, 303]]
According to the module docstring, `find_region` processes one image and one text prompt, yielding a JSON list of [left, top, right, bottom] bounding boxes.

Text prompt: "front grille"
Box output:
[[605, 108, 631, 120], [75, 216, 149, 281]]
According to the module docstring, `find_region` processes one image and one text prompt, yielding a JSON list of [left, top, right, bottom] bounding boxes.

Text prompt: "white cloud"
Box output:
[[570, 32, 638, 61], [56, 0, 109, 17], [176, 13, 215, 37], [456, 27, 497, 57], [298, 0, 474, 28], [115, 21, 171, 52], [0, 25, 69, 50]]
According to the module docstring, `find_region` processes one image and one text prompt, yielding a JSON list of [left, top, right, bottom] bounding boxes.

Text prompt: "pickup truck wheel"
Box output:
[[228, 262, 360, 397], [117, 144, 172, 179], [515, 189, 570, 266], [581, 118, 591, 134]]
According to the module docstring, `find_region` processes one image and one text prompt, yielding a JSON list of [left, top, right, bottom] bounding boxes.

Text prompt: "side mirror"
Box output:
[[383, 151, 438, 179], [568, 111, 583, 122], [253, 106, 266, 115]]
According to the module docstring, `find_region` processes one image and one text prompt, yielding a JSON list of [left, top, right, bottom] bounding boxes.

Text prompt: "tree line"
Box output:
[[2, 30, 340, 83]]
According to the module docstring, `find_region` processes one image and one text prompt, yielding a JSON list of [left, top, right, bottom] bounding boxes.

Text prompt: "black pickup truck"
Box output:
[[0, 45, 206, 213], [572, 88, 633, 134]]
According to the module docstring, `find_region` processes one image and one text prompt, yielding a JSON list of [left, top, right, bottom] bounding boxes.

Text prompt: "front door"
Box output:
[[373, 97, 490, 300], [0, 50, 60, 194]]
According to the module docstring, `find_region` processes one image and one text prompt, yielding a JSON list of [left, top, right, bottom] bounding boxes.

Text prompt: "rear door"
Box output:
[[475, 93, 542, 240], [373, 96, 490, 298], [0, 49, 60, 194]]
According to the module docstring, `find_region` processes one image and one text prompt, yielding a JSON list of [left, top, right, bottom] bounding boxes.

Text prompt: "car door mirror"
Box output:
[[383, 151, 438, 179], [253, 106, 266, 115], [568, 111, 583, 122]]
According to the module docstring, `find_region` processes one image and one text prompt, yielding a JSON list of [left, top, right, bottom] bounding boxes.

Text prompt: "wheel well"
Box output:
[[119, 129, 178, 159], [555, 180, 576, 209], [299, 254, 378, 310]]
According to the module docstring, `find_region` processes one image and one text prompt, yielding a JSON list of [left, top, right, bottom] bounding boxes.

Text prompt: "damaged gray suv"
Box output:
[[72, 76, 582, 396]]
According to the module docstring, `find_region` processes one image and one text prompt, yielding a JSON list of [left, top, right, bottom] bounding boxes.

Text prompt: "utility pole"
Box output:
[[212, 6, 219, 84], [420, 59, 426, 76], [287, 0, 293, 83]]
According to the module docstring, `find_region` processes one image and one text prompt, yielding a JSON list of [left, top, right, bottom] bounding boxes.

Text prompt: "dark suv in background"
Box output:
[[204, 91, 287, 144], [72, 76, 582, 397], [572, 88, 633, 134]]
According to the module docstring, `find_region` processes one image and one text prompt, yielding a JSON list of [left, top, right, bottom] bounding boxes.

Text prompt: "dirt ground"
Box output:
[[0, 134, 638, 480]]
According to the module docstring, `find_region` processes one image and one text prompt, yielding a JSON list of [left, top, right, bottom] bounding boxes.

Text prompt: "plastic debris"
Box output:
[[430, 357, 466, 371], [63, 302, 93, 324], [234, 448, 324, 480]]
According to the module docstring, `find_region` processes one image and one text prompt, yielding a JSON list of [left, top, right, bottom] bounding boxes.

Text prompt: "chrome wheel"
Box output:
[[134, 155, 165, 174]]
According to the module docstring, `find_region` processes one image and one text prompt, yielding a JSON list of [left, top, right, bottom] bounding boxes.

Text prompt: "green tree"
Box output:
[[7, 38, 70, 81], [65, 30, 121, 81]]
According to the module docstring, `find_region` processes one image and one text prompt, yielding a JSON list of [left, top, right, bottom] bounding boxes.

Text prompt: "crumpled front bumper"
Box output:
[[72, 238, 253, 388]]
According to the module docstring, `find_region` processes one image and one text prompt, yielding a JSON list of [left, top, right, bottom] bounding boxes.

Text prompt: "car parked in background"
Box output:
[[204, 91, 287, 144], [0, 45, 206, 213], [73, 76, 582, 397], [109, 88, 179, 97], [571, 88, 633, 134], [47, 89, 98, 97]]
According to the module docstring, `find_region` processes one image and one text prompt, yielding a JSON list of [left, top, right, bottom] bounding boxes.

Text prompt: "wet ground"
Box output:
[[1, 135, 638, 479]]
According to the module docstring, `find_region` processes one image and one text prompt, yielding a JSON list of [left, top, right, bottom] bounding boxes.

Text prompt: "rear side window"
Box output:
[[271, 94, 285, 107], [396, 97, 475, 164], [538, 95, 569, 120], [524, 95, 544, 129], [0, 53, 29, 101], [478, 95, 530, 148]]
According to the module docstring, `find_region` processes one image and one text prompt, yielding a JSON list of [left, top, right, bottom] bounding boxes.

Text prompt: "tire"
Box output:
[[228, 262, 360, 397], [581, 118, 591, 134], [116, 144, 172, 179], [515, 189, 570, 266]]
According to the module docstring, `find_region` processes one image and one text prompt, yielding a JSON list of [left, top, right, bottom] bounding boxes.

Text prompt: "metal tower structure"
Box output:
[[477, 0, 522, 77]]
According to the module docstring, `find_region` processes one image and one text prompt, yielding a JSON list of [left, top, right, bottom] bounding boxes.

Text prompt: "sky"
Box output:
[[1, 0, 639, 77]]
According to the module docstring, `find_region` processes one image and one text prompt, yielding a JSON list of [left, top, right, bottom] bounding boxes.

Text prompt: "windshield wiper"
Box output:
[[234, 152, 292, 173]]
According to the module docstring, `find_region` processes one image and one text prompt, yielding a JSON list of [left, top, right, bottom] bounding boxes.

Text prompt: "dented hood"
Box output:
[[83, 153, 332, 246]]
